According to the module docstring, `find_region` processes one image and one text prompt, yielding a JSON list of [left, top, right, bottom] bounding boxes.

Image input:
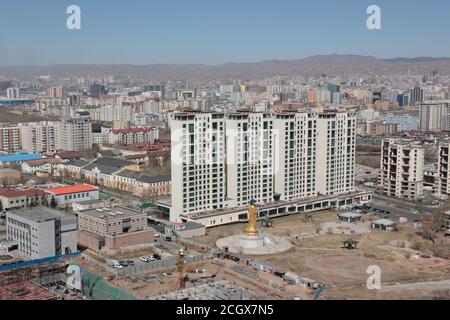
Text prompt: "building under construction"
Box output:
[[0, 262, 67, 300], [150, 280, 261, 300]]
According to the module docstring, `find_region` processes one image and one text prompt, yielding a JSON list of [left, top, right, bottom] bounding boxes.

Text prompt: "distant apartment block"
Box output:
[[0, 125, 22, 153], [6, 87, 20, 99], [47, 86, 64, 98], [418, 101, 450, 132], [6, 206, 77, 259], [109, 127, 159, 145], [380, 139, 424, 200], [20, 121, 57, 153], [56, 111, 93, 151]]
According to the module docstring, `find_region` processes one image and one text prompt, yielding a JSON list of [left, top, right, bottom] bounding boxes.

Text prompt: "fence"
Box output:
[[0, 252, 80, 272], [82, 252, 211, 277]]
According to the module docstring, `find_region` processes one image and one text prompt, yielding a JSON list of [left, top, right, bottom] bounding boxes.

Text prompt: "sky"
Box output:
[[0, 0, 450, 66]]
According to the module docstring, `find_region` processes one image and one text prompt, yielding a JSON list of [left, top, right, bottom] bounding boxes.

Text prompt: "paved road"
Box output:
[[371, 194, 438, 223]]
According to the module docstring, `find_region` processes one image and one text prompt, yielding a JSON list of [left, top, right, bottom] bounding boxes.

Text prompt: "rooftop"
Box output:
[[0, 153, 42, 163], [0, 188, 47, 198], [372, 219, 396, 226], [8, 206, 74, 223], [45, 184, 98, 196], [79, 205, 144, 220]]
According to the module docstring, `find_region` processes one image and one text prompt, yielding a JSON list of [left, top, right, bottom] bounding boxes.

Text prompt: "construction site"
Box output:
[[1, 208, 449, 300]]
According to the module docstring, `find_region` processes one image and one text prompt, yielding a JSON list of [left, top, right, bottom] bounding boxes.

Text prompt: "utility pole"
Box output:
[[177, 249, 185, 290]]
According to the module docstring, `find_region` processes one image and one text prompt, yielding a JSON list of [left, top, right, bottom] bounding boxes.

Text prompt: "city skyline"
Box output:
[[1, 0, 450, 66]]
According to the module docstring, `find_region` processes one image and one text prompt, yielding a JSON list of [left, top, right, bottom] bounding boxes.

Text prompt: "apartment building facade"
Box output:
[[169, 110, 357, 222], [380, 139, 424, 200], [438, 141, 450, 196], [20, 121, 57, 153], [109, 127, 159, 145], [0, 125, 21, 153], [418, 101, 450, 132], [56, 111, 92, 151], [171, 112, 227, 221], [226, 112, 274, 207]]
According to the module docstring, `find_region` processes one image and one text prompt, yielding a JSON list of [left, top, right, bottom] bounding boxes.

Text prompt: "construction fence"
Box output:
[[81, 252, 213, 277]]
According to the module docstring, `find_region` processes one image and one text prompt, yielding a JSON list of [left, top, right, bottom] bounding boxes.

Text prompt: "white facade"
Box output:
[[6, 87, 20, 99], [226, 113, 274, 207], [380, 139, 424, 200], [419, 101, 450, 132], [171, 112, 227, 222], [170, 111, 357, 223], [273, 113, 317, 200], [6, 207, 77, 259], [315, 112, 356, 196], [46, 187, 100, 206]]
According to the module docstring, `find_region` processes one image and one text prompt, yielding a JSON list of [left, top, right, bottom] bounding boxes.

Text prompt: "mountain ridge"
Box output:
[[1, 54, 450, 80]]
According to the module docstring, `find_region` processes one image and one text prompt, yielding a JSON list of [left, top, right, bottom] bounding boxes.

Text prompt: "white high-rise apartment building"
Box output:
[[418, 101, 450, 132], [273, 112, 317, 200], [170, 110, 357, 222], [316, 112, 356, 196], [20, 122, 57, 153], [6, 87, 20, 99], [380, 139, 424, 200], [170, 112, 227, 221], [56, 111, 92, 151], [226, 112, 274, 208], [438, 141, 450, 196]]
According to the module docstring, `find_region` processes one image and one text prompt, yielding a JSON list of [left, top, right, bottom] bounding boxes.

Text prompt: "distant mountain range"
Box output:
[[1, 54, 450, 81]]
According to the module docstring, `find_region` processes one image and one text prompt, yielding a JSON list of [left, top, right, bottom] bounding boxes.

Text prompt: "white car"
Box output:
[[140, 255, 155, 262], [154, 233, 160, 238], [113, 264, 123, 269]]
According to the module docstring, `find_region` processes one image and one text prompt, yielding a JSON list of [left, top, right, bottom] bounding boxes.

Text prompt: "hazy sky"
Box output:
[[1, 0, 450, 65]]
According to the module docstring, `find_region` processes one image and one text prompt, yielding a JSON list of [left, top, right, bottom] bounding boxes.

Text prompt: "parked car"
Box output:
[[153, 254, 161, 260]]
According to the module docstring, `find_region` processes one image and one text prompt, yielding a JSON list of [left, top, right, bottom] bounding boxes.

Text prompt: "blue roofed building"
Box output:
[[0, 152, 42, 165]]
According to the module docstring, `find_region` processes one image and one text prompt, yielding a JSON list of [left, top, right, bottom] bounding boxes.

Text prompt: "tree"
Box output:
[[50, 196, 57, 209]]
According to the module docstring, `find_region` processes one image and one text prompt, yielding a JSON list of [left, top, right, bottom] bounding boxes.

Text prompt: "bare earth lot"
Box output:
[[195, 210, 450, 299]]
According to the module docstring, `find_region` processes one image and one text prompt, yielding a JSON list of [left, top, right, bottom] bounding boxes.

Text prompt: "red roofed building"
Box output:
[[0, 188, 48, 210], [109, 127, 159, 145], [45, 184, 99, 207]]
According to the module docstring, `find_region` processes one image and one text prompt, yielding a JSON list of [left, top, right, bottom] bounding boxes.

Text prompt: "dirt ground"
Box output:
[[194, 211, 450, 300], [110, 259, 313, 300]]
